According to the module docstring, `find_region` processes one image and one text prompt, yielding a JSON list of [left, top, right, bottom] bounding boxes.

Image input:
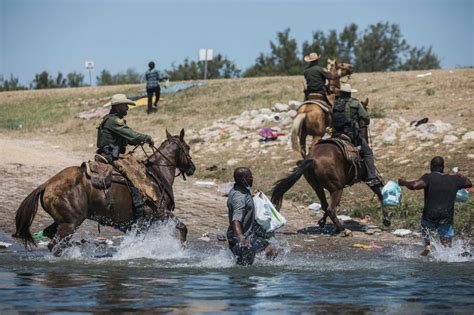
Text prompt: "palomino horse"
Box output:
[[14, 129, 195, 255], [291, 60, 353, 158], [272, 138, 390, 235]]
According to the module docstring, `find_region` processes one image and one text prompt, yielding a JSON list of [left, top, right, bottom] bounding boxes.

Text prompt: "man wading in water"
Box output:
[[399, 156, 472, 256], [227, 167, 277, 266]]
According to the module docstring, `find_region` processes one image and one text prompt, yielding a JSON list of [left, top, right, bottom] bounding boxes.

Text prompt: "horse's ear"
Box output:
[[166, 129, 172, 141], [179, 128, 185, 141]]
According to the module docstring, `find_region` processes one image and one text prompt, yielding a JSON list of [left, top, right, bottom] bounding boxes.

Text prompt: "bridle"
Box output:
[[133, 138, 194, 179]]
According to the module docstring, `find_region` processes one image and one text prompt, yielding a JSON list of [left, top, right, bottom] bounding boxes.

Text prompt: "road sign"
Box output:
[[199, 49, 213, 61], [85, 60, 94, 70]]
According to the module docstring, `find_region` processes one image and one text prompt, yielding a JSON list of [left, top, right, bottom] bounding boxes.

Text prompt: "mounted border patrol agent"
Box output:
[[96, 94, 155, 219], [303, 52, 339, 101], [332, 84, 380, 186]]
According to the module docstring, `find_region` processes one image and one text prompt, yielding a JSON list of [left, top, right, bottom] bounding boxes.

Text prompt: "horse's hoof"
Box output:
[[383, 218, 391, 227], [318, 218, 326, 229]]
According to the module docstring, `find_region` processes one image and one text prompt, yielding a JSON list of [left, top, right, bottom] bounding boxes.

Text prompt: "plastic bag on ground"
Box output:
[[253, 191, 287, 232], [382, 180, 402, 206]]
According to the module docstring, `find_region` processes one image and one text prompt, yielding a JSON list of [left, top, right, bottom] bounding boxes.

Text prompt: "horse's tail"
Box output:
[[291, 112, 306, 153], [14, 184, 45, 248], [271, 159, 314, 210]]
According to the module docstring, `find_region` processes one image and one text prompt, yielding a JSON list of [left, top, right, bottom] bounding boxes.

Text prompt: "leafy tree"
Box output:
[[67, 72, 84, 87], [338, 23, 358, 64], [244, 28, 301, 77], [166, 58, 200, 81], [400, 46, 440, 70], [0, 74, 27, 91], [354, 22, 409, 72], [33, 71, 54, 89], [165, 54, 240, 80], [96, 68, 143, 85], [96, 70, 113, 86], [55, 72, 67, 88]]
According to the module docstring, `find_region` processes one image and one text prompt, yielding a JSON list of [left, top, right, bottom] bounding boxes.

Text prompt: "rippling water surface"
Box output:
[[1, 224, 473, 313]]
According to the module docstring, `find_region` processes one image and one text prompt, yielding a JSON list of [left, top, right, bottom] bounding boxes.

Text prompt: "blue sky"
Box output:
[[1, 0, 473, 85]]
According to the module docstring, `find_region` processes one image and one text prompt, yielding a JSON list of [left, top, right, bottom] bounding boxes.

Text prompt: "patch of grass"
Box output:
[[426, 88, 435, 96], [370, 105, 386, 118]]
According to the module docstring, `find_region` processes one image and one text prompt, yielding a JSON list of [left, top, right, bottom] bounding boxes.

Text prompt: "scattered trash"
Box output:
[[217, 182, 234, 195], [198, 233, 211, 242], [352, 243, 383, 250], [337, 215, 353, 222], [392, 229, 412, 237], [382, 180, 402, 206], [216, 234, 227, 241], [308, 203, 322, 211], [409, 117, 429, 127], [0, 241, 12, 248], [37, 240, 49, 246], [258, 128, 286, 142], [194, 180, 216, 186], [416, 72, 432, 78], [33, 231, 47, 239]]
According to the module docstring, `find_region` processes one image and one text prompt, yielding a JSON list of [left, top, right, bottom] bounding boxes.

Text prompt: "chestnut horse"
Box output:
[[14, 129, 195, 255], [272, 139, 390, 235], [291, 60, 353, 158]]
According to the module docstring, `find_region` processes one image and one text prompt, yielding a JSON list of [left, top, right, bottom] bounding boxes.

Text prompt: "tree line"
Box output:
[[1, 22, 440, 91]]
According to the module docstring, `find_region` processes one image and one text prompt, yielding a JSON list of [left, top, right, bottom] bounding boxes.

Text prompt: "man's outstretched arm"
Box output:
[[398, 177, 427, 190]]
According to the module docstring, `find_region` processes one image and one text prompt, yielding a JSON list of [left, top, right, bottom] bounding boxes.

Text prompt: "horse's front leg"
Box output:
[[49, 223, 77, 256], [175, 220, 188, 245], [369, 184, 391, 227]]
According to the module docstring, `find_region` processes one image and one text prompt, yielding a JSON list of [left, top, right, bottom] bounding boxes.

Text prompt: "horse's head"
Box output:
[[150, 129, 196, 177], [336, 62, 353, 77]]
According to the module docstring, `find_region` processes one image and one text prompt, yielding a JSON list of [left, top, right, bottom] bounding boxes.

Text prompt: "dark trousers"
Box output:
[[359, 137, 376, 180], [147, 86, 161, 110]]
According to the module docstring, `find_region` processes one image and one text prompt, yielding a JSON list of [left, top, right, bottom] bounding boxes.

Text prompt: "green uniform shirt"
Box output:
[[96, 113, 152, 151], [346, 98, 370, 128], [304, 64, 334, 93]]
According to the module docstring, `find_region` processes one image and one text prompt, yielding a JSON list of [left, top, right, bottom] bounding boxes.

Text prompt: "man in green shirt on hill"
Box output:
[[303, 52, 339, 100]]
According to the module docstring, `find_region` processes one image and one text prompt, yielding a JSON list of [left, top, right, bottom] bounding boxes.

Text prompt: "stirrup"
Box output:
[[366, 178, 381, 187]]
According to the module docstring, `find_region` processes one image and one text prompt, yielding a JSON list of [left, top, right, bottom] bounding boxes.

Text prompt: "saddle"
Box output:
[[298, 99, 332, 114], [114, 153, 160, 203], [82, 155, 113, 189], [307, 92, 335, 106], [318, 134, 363, 185]]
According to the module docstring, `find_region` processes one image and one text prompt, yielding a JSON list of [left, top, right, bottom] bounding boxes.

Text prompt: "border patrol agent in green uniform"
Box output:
[[303, 52, 338, 100], [96, 94, 155, 219], [97, 94, 154, 163], [332, 84, 380, 186]]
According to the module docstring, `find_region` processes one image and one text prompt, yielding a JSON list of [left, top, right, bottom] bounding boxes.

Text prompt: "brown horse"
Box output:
[[291, 61, 353, 158], [272, 139, 390, 235], [14, 129, 195, 255]]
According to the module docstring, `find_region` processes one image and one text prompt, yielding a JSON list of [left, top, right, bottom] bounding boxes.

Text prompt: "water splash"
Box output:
[[112, 221, 187, 261], [428, 235, 472, 263]]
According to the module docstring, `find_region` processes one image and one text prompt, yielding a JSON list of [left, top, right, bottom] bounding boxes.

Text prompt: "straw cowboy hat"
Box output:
[[103, 94, 136, 107], [304, 52, 320, 63], [339, 83, 358, 93]]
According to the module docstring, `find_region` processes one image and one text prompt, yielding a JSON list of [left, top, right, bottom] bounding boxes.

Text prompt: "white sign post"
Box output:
[[85, 60, 94, 86], [199, 49, 213, 80]]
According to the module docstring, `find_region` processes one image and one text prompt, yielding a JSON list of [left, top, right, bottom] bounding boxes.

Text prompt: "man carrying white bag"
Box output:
[[227, 167, 279, 266]]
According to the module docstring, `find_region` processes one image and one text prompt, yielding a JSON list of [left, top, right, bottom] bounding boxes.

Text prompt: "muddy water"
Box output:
[[1, 225, 473, 314]]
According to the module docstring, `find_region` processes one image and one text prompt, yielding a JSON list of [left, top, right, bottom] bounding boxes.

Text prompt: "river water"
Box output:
[[1, 224, 473, 314]]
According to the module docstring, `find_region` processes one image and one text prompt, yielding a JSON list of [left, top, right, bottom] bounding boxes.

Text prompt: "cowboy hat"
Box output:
[[339, 83, 358, 93], [304, 52, 320, 63], [103, 94, 136, 107]]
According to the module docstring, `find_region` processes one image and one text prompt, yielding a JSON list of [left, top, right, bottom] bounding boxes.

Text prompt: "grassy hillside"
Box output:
[[1, 69, 473, 232]]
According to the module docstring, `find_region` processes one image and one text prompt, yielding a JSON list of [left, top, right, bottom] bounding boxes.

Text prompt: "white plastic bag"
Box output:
[[382, 180, 402, 206], [253, 191, 287, 232]]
